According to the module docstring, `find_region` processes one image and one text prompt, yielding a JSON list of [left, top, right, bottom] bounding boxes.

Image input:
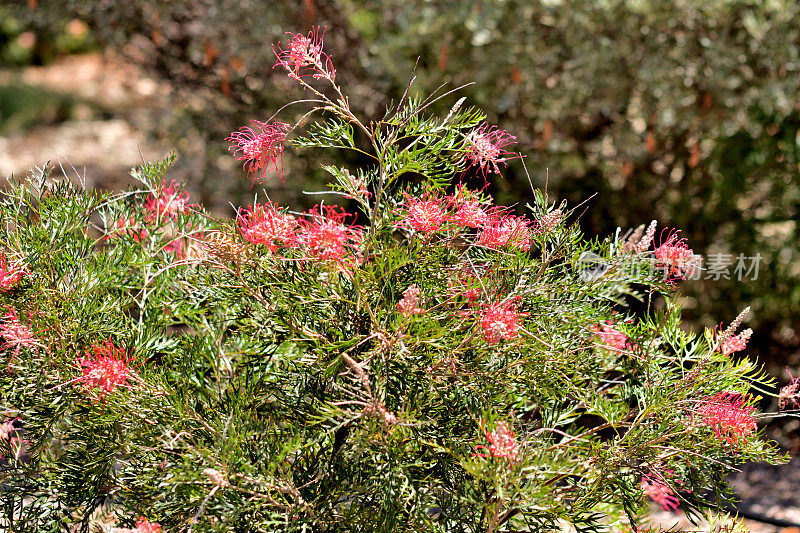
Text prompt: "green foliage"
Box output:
[[11, 0, 799, 365]]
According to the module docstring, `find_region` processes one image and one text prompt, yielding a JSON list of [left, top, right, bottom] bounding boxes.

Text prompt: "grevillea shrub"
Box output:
[[0, 30, 787, 532]]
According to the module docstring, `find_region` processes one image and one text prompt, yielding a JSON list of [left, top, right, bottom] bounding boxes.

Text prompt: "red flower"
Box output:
[[641, 476, 680, 511], [397, 285, 424, 316], [0, 252, 24, 292], [694, 392, 757, 446], [272, 26, 336, 82], [480, 300, 526, 344], [237, 203, 299, 252], [654, 230, 702, 280], [227, 120, 290, 185], [464, 122, 518, 177], [398, 194, 447, 233], [75, 340, 135, 399], [298, 205, 362, 263], [144, 180, 194, 221], [475, 420, 519, 462], [477, 214, 533, 250]]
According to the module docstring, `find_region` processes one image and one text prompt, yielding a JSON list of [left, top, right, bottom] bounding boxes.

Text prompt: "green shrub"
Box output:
[[0, 31, 787, 532]]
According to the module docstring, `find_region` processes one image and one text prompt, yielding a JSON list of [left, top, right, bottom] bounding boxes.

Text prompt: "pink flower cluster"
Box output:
[[237, 203, 298, 252], [0, 307, 39, 369], [238, 203, 362, 265], [720, 329, 752, 356], [475, 420, 519, 462], [144, 180, 195, 221], [227, 120, 290, 185], [779, 370, 800, 410], [694, 392, 757, 446], [654, 230, 702, 281], [476, 214, 532, 250], [399, 194, 447, 233], [75, 340, 135, 399], [449, 198, 491, 228], [272, 27, 336, 82], [480, 300, 526, 344], [464, 122, 519, 178], [397, 285, 424, 316], [299, 205, 363, 263], [133, 519, 161, 533], [393, 189, 535, 250]]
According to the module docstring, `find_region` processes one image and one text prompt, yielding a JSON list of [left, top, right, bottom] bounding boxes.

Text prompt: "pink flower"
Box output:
[[398, 285, 424, 316], [0, 252, 24, 292], [144, 180, 194, 221], [446, 185, 493, 228], [227, 120, 290, 185], [0, 307, 39, 369], [450, 199, 492, 228], [477, 214, 533, 250], [721, 329, 752, 356], [398, 194, 447, 233], [298, 205, 362, 263], [464, 122, 518, 177], [133, 518, 162, 533], [272, 26, 335, 81], [0, 417, 19, 460], [480, 300, 526, 344], [694, 392, 757, 446], [75, 340, 135, 399], [654, 230, 702, 280], [641, 477, 680, 511], [779, 369, 800, 410], [590, 321, 631, 354], [475, 420, 519, 462], [237, 203, 298, 252], [0, 418, 15, 440]]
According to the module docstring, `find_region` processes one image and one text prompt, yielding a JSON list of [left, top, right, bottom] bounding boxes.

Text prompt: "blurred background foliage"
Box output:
[[1, 0, 799, 434]]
